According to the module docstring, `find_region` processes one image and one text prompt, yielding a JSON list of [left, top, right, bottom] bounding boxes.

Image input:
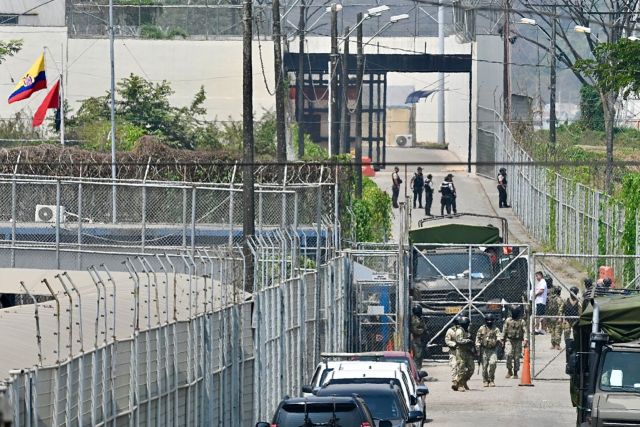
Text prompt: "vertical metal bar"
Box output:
[[229, 163, 237, 246], [77, 181, 83, 270], [11, 176, 16, 268], [182, 187, 188, 248], [56, 179, 61, 269], [141, 185, 147, 253], [314, 184, 322, 363], [191, 186, 197, 252]]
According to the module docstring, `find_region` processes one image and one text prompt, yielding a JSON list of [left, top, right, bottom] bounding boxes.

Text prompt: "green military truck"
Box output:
[[408, 213, 529, 357], [566, 289, 640, 426]]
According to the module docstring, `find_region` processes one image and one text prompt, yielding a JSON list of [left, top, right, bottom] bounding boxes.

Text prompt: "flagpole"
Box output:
[[59, 74, 64, 146], [59, 45, 65, 146]]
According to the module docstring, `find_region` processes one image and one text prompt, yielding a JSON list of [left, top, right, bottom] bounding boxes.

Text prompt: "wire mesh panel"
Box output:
[[412, 243, 531, 359], [530, 253, 640, 381]]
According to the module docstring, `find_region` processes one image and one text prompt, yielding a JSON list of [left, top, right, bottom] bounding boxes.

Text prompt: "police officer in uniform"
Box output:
[[444, 318, 461, 390], [476, 313, 502, 387], [453, 316, 474, 391], [502, 307, 527, 378]]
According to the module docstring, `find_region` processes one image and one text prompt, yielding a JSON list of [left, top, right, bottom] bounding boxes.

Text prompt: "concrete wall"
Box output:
[[0, 30, 501, 168], [1, 0, 65, 26], [1, 27, 276, 123], [385, 106, 412, 147]]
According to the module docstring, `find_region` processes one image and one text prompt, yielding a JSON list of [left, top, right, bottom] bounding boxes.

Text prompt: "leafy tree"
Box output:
[[579, 85, 604, 131], [0, 40, 22, 64], [516, 0, 639, 193], [68, 74, 217, 149]]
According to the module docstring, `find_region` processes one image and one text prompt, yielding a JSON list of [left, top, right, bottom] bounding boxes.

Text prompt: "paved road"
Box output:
[[372, 146, 576, 426]]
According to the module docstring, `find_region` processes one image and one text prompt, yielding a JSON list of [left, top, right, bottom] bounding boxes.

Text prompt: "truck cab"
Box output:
[[566, 291, 640, 427]]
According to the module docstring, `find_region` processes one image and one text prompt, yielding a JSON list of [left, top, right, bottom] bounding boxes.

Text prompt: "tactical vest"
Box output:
[[504, 318, 524, 340], [481, 327, 499, 348]]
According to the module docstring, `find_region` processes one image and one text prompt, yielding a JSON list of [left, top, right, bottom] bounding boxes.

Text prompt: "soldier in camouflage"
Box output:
[[502, 306, 527, 379], [546, 286, 565, 350], [410, 305, 426, 367], [444, 318, 461, 390], [453, 316, 474, 391], [475, 313, 502, 387]]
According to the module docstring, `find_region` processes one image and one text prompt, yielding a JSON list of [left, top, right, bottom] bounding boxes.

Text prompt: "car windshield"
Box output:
[[414, 252, 493, 280], [599, 351, 640, 392], [278, 402, 363, 426]]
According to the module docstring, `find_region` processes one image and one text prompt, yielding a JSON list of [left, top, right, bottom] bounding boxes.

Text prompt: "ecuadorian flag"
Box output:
[[8, 53, 47, 104]]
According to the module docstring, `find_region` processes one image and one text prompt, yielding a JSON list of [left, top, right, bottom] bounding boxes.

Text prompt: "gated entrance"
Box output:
[[411, 243, 531, 358], [348, 245, 409, 353]]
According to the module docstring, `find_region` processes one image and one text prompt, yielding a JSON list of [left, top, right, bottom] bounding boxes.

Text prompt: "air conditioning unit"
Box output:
[[395, 134, 413, 147], [35, 205, 66, 223]]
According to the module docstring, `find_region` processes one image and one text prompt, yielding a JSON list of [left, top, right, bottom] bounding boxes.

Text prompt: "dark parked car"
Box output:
[[255, 395, 377, 427], [315, 382, 424, 427]]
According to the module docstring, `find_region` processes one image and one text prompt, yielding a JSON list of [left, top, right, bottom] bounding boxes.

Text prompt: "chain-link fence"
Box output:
[[348, 248, 408, 353], [0, 239, 349, 425], [66, 1, 445, 39], [0, 174, 338, 265], [483, 107, 640, 259], [530, 253, 640, 381], [411, 243, 531, 359]]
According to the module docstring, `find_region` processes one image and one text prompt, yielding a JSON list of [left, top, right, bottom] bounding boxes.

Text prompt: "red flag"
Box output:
[[32, 79, 60, 127]]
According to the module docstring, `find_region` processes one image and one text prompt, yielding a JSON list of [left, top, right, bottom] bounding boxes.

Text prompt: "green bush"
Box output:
[[139, 24, 165, 39], [352, 177, 392, 242]]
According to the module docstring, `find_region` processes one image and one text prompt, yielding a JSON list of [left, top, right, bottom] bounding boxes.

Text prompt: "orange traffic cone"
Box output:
[[518, 345, 534, 387]]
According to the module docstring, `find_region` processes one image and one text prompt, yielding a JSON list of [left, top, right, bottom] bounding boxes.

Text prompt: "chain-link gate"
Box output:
[[348, 246, 408, 353], [531, 253, 640, 381], [411, 243, 531, 359]]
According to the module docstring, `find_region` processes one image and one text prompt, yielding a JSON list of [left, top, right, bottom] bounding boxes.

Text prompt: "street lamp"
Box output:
[[575, 25, 592, 33], [520, 15, 557, 157]]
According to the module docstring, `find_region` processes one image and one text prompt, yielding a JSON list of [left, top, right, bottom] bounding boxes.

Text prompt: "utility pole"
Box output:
[[297, 0, 305, 158], [437, 0, 445, 145], [340, 27, 350, 154], [355, 13, 364, 199], [330, 5, 340, 156], [502, 0, 511, 125], [108, 0, 117, 223], [549, 4, 557, 159], [272, 0, 287, 163], [242, 0, 255, 292]]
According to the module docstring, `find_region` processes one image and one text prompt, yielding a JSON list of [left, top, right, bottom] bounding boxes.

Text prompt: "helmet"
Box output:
[[584, 278, 593, 288], [553, 286, 562, 295], [511, 306, 522, 320], [458, 316, 470, 330], [545, 275, 554, 287], [570, 286, 579, 297], [485, 313, 495, 325], [412, 305, 423, 316]]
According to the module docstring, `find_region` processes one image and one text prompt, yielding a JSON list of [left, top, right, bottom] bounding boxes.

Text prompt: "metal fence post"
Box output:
[[77, 181, 83, 270], [182, 187, 188, 248], [56, 179, 61, 269], [10, 176, 16, 268], [141, 184, 147, 253], [191, 186, 197, 252]]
